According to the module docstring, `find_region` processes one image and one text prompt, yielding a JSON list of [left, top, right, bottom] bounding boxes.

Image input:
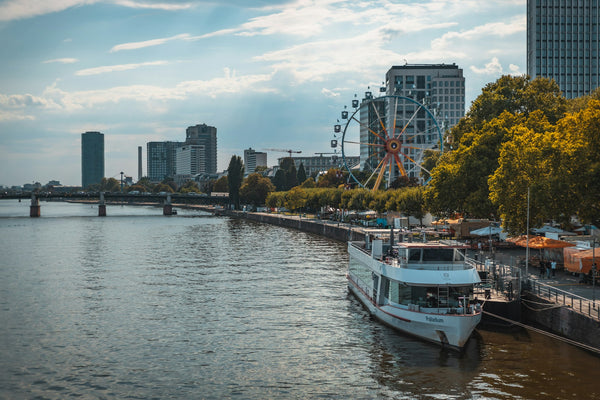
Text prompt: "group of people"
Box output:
[[539, 259, 557, 278]]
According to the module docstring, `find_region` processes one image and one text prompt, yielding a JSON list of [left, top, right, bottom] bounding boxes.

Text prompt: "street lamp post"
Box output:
[[525, 187, 530, 282], [593, 227, 596, 306], [120, 171, 124, 193]]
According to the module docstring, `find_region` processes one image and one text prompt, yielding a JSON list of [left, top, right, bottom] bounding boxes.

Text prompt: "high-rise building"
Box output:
[[138, 146, 142, 181], [147, 141, 182, 182], [176, 145, 207, 175], [385, 64, 465, 129], [353, 64, 464, 184], [81, 131, 104, 188], [527, 0, 600, 99], [185, 124, 217, 174], [244, 148, 268, 174]]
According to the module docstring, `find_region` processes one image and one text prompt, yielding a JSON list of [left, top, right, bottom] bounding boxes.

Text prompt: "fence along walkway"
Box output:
[[524, 279, 600, 321]]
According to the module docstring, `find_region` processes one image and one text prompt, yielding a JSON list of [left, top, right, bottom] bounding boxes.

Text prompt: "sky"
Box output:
[[0, 0, 526, 187]]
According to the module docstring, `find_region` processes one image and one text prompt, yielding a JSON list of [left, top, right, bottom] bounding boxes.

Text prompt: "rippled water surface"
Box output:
[[1, 200, 599, 399]]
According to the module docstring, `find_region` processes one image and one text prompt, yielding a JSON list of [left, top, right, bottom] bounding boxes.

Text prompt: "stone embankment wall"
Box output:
[[521, 292, 600, 350], [228, 211, 365, 243]]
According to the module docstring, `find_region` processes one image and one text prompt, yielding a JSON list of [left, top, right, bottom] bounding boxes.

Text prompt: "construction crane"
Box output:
[[263, 148, 302, 158]]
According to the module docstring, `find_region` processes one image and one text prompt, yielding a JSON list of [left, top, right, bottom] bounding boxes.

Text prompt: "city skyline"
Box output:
[[0, 0, 526, 187]]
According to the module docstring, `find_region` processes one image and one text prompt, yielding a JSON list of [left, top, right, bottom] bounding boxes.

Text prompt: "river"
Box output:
[[0, 200, 598, 399]]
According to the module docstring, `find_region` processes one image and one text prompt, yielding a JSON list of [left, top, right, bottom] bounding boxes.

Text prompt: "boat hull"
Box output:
[[346, 241, 481, 350], [347, 275, 481, 349]]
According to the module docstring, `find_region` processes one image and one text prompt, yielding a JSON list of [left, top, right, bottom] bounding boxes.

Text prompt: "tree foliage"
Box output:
[[425, 75, 569, 222], [240, 173, 275, 207], [297, 163, 307, 185], [317, 168, 346, 188], [227, 155, 244, 210], [213, 176, 228, 193]]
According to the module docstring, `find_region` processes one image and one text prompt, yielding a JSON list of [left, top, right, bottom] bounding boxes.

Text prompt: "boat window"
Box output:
[[408, 249, 421, 261], [422, 248, 454, 262]]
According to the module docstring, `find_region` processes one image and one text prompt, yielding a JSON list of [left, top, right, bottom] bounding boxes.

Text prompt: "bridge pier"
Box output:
[[98, 192, 106, 217], [30, 194, 40, 217], [163, 194, 173, 216]]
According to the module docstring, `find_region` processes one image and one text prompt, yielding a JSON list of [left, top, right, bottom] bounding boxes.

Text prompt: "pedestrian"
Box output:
[[547, 260, 552, 278], [539, 261, 546, 278], [551, 260, 557, 277]]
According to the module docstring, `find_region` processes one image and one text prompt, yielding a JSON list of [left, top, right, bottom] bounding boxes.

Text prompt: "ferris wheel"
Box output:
[[333, 92, 443, 190]]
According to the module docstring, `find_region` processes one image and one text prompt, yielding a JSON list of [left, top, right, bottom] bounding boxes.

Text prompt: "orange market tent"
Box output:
[[514, 236, 576, 249], [563, 247, 598, 274], [506, 235, 527, 244]]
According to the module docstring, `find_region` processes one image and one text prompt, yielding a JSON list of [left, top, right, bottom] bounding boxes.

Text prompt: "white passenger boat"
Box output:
[[347, 234, 482, 349]]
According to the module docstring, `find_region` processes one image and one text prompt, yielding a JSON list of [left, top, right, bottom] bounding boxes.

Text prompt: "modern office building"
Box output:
[[81, 131, 104, 188], [385, 64, 465, 129], [137, 146, 143, 181], [351, 64, 464, 184], [527, 0, 600, 99], [244, 148, 268, 174], [147, 141, 182, 182], [147, 123, 217, 184], [176, 144, 207, 175], [185, 124, 217, 174]]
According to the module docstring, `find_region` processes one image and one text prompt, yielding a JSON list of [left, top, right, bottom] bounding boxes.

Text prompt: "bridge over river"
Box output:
[[0, 192, 229, 217]]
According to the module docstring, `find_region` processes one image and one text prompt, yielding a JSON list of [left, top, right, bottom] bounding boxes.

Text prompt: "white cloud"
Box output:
[[431, 16, 526, 51], [0, 0, 191, 22], [321, 88, 340, 98], [0, 0, 94, 22], [0, 110, 36, 121], [508, 64, 522, 75], [43, 58, 79, 64], [0, 93, 56, 108], [470, 57, 503, 75], [111, 0, 193, 10], [110, 33, 192, 52], [36, 68, 275, 112], [75, 60, 169, 76]]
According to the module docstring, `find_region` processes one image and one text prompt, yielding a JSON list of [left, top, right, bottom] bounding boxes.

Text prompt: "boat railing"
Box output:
[[468, 257, 521, 301], [399, 262, 473, 271], [347, 271, 375, 302]]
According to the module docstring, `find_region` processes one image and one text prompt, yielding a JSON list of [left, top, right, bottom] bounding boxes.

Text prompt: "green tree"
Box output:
[[297, 163, 307, 186], [162, 178, 178, 192], [272, 169, 286, 191], [213, 176, 228, 193], [317, 168, 345, 188], [227, 155, 244, 210], [179, 180, 201, 194], [300, 177, 316, 188], [127, 184, 146, 193], [240, 173, 275, 207], [397, 187, 426, 226], [280, 158, 298, 190], [98, 177, 121, 192], [553, 100, 600, 227], [266, 191, 285, 210], [153, 183, 174, 193], [284, 186, 307, 212]]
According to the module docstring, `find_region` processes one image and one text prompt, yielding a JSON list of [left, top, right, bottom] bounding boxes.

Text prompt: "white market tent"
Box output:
[[470, 226, 504, 236]]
